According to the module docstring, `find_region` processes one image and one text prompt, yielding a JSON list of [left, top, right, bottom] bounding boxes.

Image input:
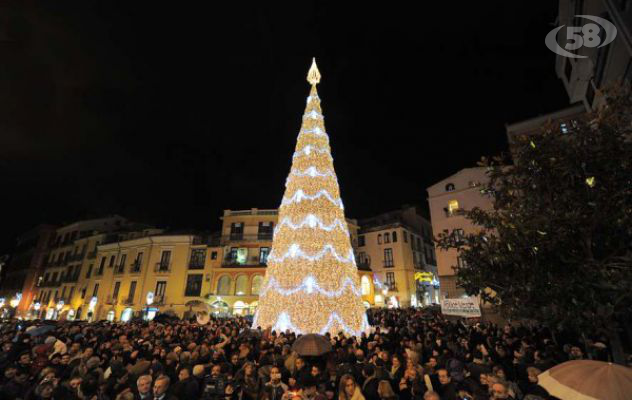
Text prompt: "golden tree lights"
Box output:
[[253, 59, 368, 336]]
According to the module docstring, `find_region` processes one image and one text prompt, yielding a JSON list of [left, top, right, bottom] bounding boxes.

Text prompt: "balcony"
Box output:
[[383, 260, 394, 268], [153, 295, 167, 305], [62, 273, 80, 283], [188, 260, 205, 270], [220, 233, 273, 245], [154, 262, 171, 273], [123, 297, 134, 305], [87, 250, 98, 259], [130, 261, 142, 274], [40, 280, 61, 288], [222, 255, 267, 268], [113, 265, 126, 275], [444, 208, 466, 218], [106, 296, 119, 305]]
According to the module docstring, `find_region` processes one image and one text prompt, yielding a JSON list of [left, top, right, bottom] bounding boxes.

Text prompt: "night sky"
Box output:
[[0, 2, 569, 252]]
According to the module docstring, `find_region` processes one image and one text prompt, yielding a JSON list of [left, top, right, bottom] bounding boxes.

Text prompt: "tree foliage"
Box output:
[[436, 91, 632, 339]]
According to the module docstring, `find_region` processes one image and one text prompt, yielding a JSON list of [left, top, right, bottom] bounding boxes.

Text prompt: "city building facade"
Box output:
[[427, 168, 492, 299], [356, 206, 438, 308]]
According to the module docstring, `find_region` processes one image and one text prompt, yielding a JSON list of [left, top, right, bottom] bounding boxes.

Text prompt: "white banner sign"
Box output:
[[441, 297, 481, 318]]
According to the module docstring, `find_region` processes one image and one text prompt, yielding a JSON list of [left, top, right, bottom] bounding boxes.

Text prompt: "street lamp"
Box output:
[[10, 297, 20, 308]]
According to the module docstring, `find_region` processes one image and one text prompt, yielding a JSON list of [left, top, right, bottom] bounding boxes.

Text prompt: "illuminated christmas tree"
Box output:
[[253, 59, 368, 336]]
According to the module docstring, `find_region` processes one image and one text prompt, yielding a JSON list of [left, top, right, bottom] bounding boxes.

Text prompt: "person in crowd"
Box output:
[[339, 374, 365, 400]]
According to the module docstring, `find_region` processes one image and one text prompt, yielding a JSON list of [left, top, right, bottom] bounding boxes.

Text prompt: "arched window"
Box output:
[[251, 275, 264, 295], [384, 232, 390, 243], [235, 275, 248, 295], [392, 231, 398, 242], [445, 183, 455, 192], [377, 234, 382, 244], [361, 275, 371, 296], [217, 276, 232, 295]]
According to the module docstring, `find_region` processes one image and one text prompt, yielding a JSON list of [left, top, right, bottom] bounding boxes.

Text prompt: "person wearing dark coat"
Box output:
[[361, 364, 380, 400], [172, 367, 199, 399]]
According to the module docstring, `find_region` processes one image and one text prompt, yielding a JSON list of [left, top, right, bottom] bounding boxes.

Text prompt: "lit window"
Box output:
[[361, 275, 371, 296], [377, 234, 382, 245], [235, 275, 248, 295], [448, 200, 460, 213], [560, 123, 569, 134], [445, 183, 455, 191], [384, 233, 390, 243]]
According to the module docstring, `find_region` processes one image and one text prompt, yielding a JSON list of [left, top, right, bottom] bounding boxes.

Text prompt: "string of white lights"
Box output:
[[275, 214, 349, 234], [289, 166, 336, 179], [306, 95, 320, 104], [280, 189, 344, 209], [303, 110, 323, 120], [292, 145, 332, 160], [319, 312, 370, 337], [259, 275, 361, 297], [267, 243, 355, 264]]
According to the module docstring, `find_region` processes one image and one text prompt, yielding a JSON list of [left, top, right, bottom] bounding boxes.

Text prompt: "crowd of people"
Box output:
[[0, 307, 616, 400]]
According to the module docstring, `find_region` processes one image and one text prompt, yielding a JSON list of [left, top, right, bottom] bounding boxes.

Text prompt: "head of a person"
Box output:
[[211, 364, 222, 377], [69, 376, 83, 390], [303, 376, 318, 396], [15, 370, 29, 384], [311, 365, 321, 377], [354, 349, 364, 362], [193, 364, 205, 378], [230, 353, 239, 364], [493, 366, 506, 380], [427, 357, 438, 368], [392, 354, 402, 368], [178, 367, 191, 382], [377, 380, 396, 398], [362, 364, 375, 378], [4, 366, 17, 380], [339, 374, 357, 398], [243, 362, 255, 376], [437, 368, 451, 385], [269, 366, 282, 383], [527, 367, 541, 383], [423, 391, 441, 400], [570, 346, 583, 360], [491, 382, 510, 399], [295, 357, 306, 370], [36, 382, 55, 399], [153, 375, 170, 398], [18, 351, 31, 365]]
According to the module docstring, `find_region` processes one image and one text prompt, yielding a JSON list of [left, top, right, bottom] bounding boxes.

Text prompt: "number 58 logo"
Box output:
[[545, 15, 617, 58]]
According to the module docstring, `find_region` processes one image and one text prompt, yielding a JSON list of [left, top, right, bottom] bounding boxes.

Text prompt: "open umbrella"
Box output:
[[26, 325, 56, 336], [291, 333, 332, 356], [538, 360, 632, 400]]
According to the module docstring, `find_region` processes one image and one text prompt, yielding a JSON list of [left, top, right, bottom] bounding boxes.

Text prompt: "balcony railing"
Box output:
[[154, 262, 171, 273], [222, 255, 267, 267], [87, 250, 98, 259], [123, 297, 134, 305], [62, 273, 80, 283], [220, 233, 273, 245], [130, 261, 142, 274], [444, 208, 466, 218], [188, 260, 205, 270], [106, 296, 119, 305], [40, 280, 61, 288], [114, 265, 126, 275], [383, 260, 394, 268], [153, 295, 166, 305]]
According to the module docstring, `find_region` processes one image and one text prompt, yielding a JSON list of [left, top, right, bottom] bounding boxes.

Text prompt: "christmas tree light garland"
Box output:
[[253, 58, 367, 337]]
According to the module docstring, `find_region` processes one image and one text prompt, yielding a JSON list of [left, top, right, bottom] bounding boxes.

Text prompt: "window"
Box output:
[[454, 229, 465, 244], [98, 257, 106, 275], [211, 251, 218, 260], [385, 272, 395, 290], [356, 252, 370, 267], [54, 290, 59, 301], [361, 275, 371, 296], [132, 252, 143, 272], [189, 249, 206, 269], [230, 222, 244, 240], [258, 222, 274, 240], [251, 275, 263, 295], [159, 251, 171, 270], [384, 232, 390, 243], [448, 200, 460, 213], [217, 276, 232, 295], [392, 231, 398, 243], [416, 237, 422, 250], [403, 231, 408, 243], [86, 264, 93, 278], [377, 234, 382, 244], [457, 256, 467, 269], [259, 247, 270, 265], [68, 287, 75, 301], [128, 281, 137, 302], [445, 183, 455, 191], [235, 275, 248, 295], [229, 248, 248, 265], [185, 274, 203, 297], [81, 287, 86, 299], [384, 248, 394, 267], [52, 272, 58, 282], [155, 281, 167, 301], [358, 235, 365, 247], [61, 286, 66, 299], [109, 255, 116, 267], [411, 236, 416, 250], [112, 282, 121, 300], [93, 283, 99, 297], [117, 254, 126, 273]]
